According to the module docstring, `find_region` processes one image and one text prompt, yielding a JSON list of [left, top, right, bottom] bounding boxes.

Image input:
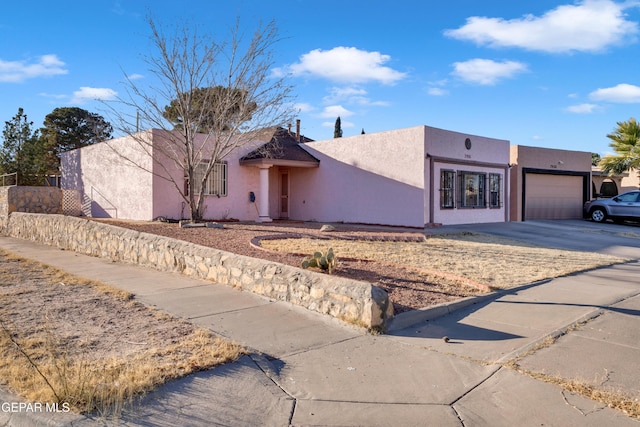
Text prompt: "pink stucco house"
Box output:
[[61, 124, 511, 227], [592, 167, 640, 199], [60, 126, 313, 222], [280, 126, 510, 227]]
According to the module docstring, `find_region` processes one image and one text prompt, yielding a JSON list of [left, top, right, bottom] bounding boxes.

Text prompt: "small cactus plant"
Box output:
[[302, 248, 337, 274]]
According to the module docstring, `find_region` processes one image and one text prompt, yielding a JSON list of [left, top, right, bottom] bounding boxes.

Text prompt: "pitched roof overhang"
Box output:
[[239, 157, 320, 168], [239, 127, 320, 168]]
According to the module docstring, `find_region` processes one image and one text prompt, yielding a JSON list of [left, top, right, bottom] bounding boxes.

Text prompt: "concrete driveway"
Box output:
[[435, 219, 640, 258]]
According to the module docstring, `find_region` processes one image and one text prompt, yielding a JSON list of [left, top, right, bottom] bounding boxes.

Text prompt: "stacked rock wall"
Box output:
[[0, 187, 63, 231], [3, 213, 393, 330]]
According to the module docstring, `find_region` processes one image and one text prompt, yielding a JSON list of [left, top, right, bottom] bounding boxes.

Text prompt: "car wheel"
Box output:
[[590, 208, 607, 223]]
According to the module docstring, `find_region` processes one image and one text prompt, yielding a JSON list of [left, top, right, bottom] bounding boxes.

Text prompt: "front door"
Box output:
[[279, 170, 289, 219]]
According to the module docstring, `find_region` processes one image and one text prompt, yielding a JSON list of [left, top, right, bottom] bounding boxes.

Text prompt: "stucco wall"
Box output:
[[510, 145, 592, 221], [61, 130, 266, 222], [621, 168, 640, 193], [424, 127, 510, 225], [149, 131, 262, 221], [511, 145, 591, 173], [4, 213, 393, 330], [424, 127, 510, 164], [293, 125, 510, 227], [591, 167, 624, 198], [591, 169, 640, 198], [296, 127, 426, 227], [61, 132, 154, 220]]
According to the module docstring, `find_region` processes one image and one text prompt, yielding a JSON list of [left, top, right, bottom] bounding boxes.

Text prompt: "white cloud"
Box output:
[[451, 59, 528, 85], [589, 83, 640, 102], [360, 99, 389, 107], [39, 92, 67, 100], [322, 86, 388, 107], [294, 102, 315, 113], [318, 105, 354, 119], [323, 86, 367, 103], [0, 54, 68, 83], [444, 0, 638, 53], [276, 47, 407, 85], [427, 87, 449, 96], [126, 73, 144, 80], [71, 87, 118, 104], [426, 79, 449, 96], [566, 103, 599, 113]]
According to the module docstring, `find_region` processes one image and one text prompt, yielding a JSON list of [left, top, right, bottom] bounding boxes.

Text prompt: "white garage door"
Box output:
[[525, 174, 583, 220]]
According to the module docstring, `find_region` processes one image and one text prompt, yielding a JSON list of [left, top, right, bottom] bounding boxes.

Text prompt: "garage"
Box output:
[[510, 146, 592, 222], [523, 172, 588, 220]]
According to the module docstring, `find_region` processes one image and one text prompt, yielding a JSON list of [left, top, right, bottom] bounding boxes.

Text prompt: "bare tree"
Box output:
[[108, 17, 294, 221]]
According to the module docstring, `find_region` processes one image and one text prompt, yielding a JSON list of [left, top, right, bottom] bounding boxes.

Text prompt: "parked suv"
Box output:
[[584, 190, 640, 223]]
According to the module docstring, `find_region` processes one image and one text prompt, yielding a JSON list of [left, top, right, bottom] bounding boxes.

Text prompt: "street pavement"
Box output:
[[0, 219, 639, 426]]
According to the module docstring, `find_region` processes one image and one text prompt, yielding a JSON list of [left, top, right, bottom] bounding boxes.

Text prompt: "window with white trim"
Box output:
[[458, 171, 486, 208], [489, 173, 501, 208], [440, 170, 456, 208], [192, 161, 228, 196]]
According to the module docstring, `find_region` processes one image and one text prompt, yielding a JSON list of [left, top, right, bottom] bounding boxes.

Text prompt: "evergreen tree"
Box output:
[[0, 108, 46, 185], [163, 87, 256, 133], [334, 116, 343, 138], [40, 107, 112, 173]]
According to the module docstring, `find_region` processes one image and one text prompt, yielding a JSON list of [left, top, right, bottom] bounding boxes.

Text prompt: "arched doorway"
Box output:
[[599, 179, 618, 198]]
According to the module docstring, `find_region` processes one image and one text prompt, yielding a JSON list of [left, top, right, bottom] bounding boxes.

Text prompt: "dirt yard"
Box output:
[[0, 250, 244, 415], [96, 220, 627, 313]]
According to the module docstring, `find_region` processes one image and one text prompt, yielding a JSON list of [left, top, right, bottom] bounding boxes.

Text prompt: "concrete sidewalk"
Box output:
[[1, 233, 640, 426]]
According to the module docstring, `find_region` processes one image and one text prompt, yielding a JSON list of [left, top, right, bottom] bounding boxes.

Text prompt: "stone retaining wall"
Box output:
[[3, 213, 393, 330], [0, 186, 63, 231], [0, 188, 8, 229]]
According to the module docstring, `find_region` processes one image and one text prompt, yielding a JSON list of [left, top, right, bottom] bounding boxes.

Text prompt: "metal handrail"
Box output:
[[0, 172, 17, 187], [90, 186, 118, 218]]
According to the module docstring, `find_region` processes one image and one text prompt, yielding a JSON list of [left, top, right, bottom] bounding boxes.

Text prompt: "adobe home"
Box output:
[[61, 124, 511, 227]]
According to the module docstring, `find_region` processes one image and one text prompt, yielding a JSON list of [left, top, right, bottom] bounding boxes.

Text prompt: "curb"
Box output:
[[386, 279, 553, 332], [386, 262, 639, 334], [387, 293, 497, 332]]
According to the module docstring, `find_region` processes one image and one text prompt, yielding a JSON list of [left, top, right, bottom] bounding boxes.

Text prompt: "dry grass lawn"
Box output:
[[505, 328, 640, 419], [0, 249, 245, 417], [260, 232, 628, 289]]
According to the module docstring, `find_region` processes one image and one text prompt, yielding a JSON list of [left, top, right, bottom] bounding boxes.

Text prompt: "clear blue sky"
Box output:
[[2, 0, 640, 156]]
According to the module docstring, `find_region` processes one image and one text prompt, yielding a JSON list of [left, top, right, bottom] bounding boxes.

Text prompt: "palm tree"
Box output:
[[600, 117, 640, 175]]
